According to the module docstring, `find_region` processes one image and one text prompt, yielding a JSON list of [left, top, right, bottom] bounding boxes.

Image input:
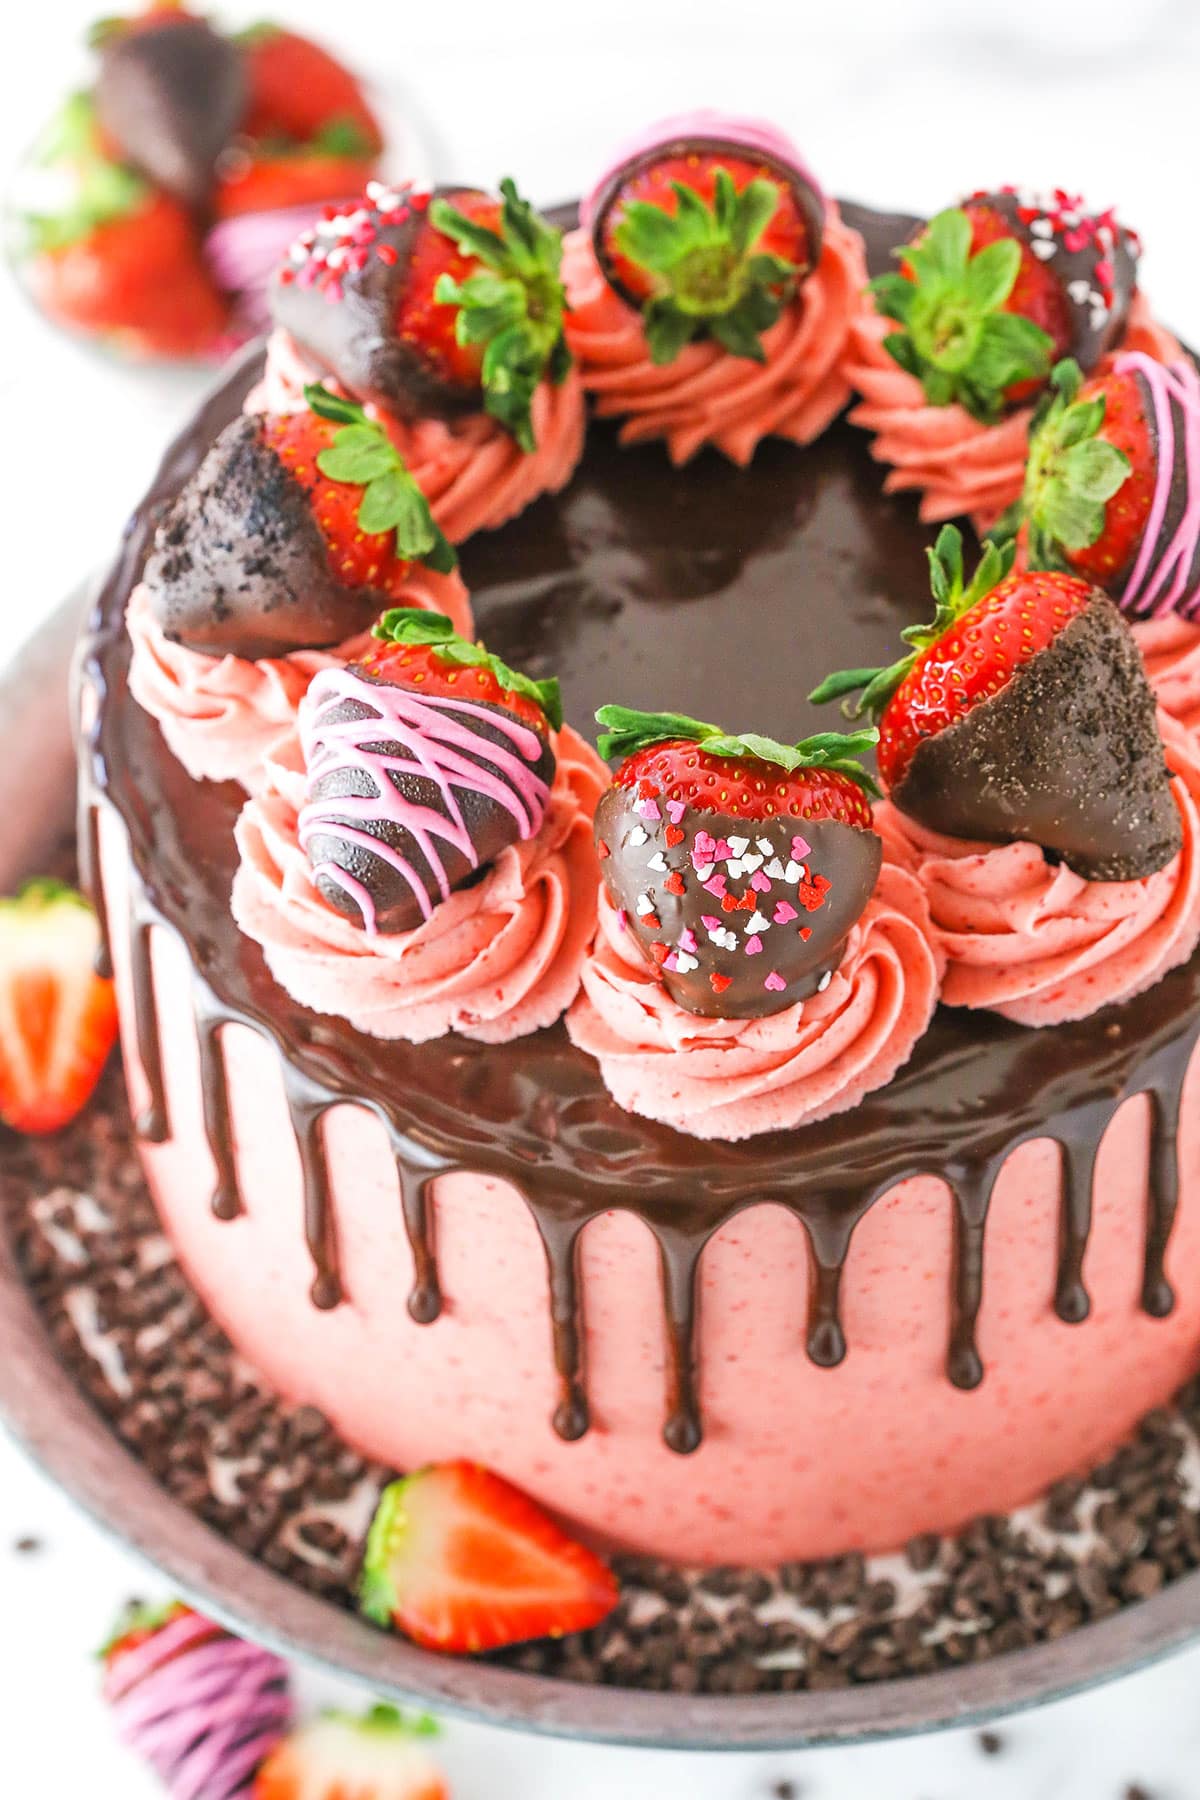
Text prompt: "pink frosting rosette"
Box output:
[[248, 329, 586, 543], [843, 290, 1183, 533], [1136, 615, 1200, 740], [875, 715, 1200, 1027], [231, 725, 606, 1044], [125, 567, 472, 793], [565, 864, 943, 1141]]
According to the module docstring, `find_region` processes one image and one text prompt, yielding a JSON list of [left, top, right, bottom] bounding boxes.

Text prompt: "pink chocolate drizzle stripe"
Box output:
[[299, 668, 552, 933], [1115, 352, 1200, 619]]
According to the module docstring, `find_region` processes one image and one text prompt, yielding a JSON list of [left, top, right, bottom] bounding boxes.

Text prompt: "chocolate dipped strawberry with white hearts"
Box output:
[[872, 187, 1140, 422], [586, 118, 825, 365], [592, 708, 882, 1019], [270, 179, 571, 448], [144, 382, 456, 659], [1017, 353, 1200, 619], [812, 525, 1180, 880], [300, 611, 561, 935]]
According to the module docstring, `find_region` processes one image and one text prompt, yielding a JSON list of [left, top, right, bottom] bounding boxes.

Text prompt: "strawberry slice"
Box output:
[[360, 1461, 618, 1653], [254, 1706, 445, 1800], [0, 881, 117, 1135]]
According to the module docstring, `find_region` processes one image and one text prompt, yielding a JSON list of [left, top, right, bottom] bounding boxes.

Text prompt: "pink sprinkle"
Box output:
[[773, 900, 798, 924], [713, 840, 733, 863], [616, 909, 627, 932], [750, 871, 771, 893], [635, 798, 662, 821], [791, 835, 811, 860], [679, 928, 698, 954], [700, 914, 720, 931], [666, 799, 687, 824], [702, 875, 727, 898], [693, 830, 717, 859], [764, 971, 787, 993], [745, 935, 763, 957], [663, 953, 680, 972]]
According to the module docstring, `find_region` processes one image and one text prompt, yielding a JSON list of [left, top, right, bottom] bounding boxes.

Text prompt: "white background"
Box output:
[[5, 0, 1200, 1792]]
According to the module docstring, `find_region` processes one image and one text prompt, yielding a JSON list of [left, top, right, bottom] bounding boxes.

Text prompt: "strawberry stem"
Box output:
[[303, 384, 457, 575], [594, 705, 880, 794], [371, 608, 563, 731], [1018, 357, 1131, 570]]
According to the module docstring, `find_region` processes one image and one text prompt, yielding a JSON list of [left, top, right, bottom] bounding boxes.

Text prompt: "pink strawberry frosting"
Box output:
[[843, 290, 1183, 534], [125, 568, 471, 794], [231, 725, 606, 1043], [565, 864, 943, 1140], [1136, 615, 1200, 739], [875, 716, 1200, 1027], [249, 329, 586, 542], [561, 206, 867, 466]]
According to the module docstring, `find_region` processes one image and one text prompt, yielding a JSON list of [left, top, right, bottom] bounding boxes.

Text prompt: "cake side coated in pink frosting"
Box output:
[[875, 716, 1200, 1027], [249, 330, 586, 542], [561, 206, 867, 466], [1137, 616, 1200, 738], [231, 724, 606, 1043], [566, 863, 943, 1139], [843, 291, 1184, 533], [125, 572, 472, 794]]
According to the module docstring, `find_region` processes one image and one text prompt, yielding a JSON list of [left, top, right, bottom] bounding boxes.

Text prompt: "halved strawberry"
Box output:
[[238, 25, 383, 157], [301, 612, 560, 935], [592, 710, 881, 1016], [0, 881, 117, 1135], [359, 1461, 618, 1652], [811, 525, 1179, 881], [254, 1706, 445, 1800]]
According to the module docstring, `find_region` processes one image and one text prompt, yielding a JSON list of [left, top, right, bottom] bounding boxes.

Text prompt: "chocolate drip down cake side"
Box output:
[[71, 107, 1200, 1622]]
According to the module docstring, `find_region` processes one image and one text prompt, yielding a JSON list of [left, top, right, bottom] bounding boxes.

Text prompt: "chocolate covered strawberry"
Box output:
[[361, 1461, 618, 1653], [587, 124, 824, 365], [592, 708, 881, 1018], [144, 383, 455, 658], [811, 525, 1179, 880], [237, 23, 383, 157], [1018, 353, 1200, 620], [300, 611, 561, 935], [872, 187, 1139, 421], [271, 179, 571, 448]]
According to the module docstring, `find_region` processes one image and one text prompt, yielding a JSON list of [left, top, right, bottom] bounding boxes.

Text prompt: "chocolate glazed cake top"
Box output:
[[78, 202, 1200, 1458]]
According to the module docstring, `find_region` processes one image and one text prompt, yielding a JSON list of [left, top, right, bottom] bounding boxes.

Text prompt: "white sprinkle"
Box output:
[[784, 860, 804, 883], [647, 851, 668, 873], [636, 893, 655, 916], [628, 826, 648, 847], [1030, 238, 1057, 261], [745, 911, 772, 934], [741, 853, 764, 875], [727, 835, 750, 856], [755, 837, 774, 856], [676, 952, 699, 974], [693, 863, 715, 882], [1029, 217, 1054, 237], [1067, 278, 1092, 303], [765, 858, 787, 881], [818, 970, 832, 992]]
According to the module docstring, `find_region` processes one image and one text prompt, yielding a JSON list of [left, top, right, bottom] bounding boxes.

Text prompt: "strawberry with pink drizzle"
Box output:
[[100, 1601, 292, 1799], [299, 610, 561, 935], [563, 112, 868, 465]]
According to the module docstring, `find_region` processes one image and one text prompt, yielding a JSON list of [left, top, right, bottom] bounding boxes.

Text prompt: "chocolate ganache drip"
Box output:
[[79, 211, 1200, 1457]]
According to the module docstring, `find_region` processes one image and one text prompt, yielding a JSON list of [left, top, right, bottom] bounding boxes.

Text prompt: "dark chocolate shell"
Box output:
[[96, 16, 245, 210]]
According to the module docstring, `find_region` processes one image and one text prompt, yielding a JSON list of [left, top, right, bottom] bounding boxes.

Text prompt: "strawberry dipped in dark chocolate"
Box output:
[[811, 525, 1180, 880], [270, 179, 571, 449], [144, 382, 456, 659], [585, 115, 825, 365], [1016, 353, 1200, 620], [871, 187, 1140, 422], [299, 611, 561, 936], [592, 708, 881, 1019]]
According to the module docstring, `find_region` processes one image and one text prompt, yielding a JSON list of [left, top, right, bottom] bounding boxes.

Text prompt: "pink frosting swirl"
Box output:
[[125, 568, 471, 793], [560, 204, 867, 466], [249, 330, 586, 541], [231, 725, 606, 1043], [1136, 615, 1200, 738], [565, 864, 943, 1141], [843, 289, 1184, 533], [875, 715, 1200, 1027]]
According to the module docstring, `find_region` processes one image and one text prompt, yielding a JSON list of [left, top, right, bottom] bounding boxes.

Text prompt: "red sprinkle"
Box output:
[[664, 871, 686, 896], [650, 942, 669, 965], [597, 840, 610, 860], [376, 244, 398, 266], [665, 825, 685, 848], [710, 972, 732, 994]]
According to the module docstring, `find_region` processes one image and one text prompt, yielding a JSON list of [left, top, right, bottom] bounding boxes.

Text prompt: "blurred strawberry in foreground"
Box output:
[[254, 1705, 447, 1800], [0, 881, 117, 1135]]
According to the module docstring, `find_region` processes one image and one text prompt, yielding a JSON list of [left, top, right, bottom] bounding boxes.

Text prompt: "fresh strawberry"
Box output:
[[359, 1461, 617, 1652], [811, 525, 1180, 881], [1017, 353, 1200, 619], [254, 1705, 445, 1800], [99, 1599, 191, 1667], [301, 613, 561, 935], [872, 188, 1140, 421], [592, 710, 881, 1016], [271, 180, 571, 449], [214, 147, 376, 219], [238, 25, 383, 157], [144, 383, 456, 659], [0, 881, 117, 1136], [587, 129, 824, 365]]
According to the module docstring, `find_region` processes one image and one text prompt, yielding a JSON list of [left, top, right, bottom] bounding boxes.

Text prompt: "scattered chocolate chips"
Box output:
[[13, 1536, 42, 1555], [977, 1729, 1005, 1756]]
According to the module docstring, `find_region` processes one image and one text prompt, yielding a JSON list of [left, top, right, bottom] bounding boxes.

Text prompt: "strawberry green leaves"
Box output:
[[372, 608, 563, 731], [304, 384, 457, 574], [429, 178, 571, 453], [594, 705, 880, 794], [871, 207, 1053, 422], [23, 91, 148, 254], [810, 524, 1015, 723], [612, 168, 798, 365], [1018, 359, 1132, 569]]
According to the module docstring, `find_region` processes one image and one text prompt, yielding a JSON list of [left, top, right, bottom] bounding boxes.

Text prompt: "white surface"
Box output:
[[5, 0, 1200, 1793]]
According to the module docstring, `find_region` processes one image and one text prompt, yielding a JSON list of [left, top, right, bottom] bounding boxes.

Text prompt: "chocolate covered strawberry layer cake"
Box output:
[[76, 113, 1200, 1600]]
